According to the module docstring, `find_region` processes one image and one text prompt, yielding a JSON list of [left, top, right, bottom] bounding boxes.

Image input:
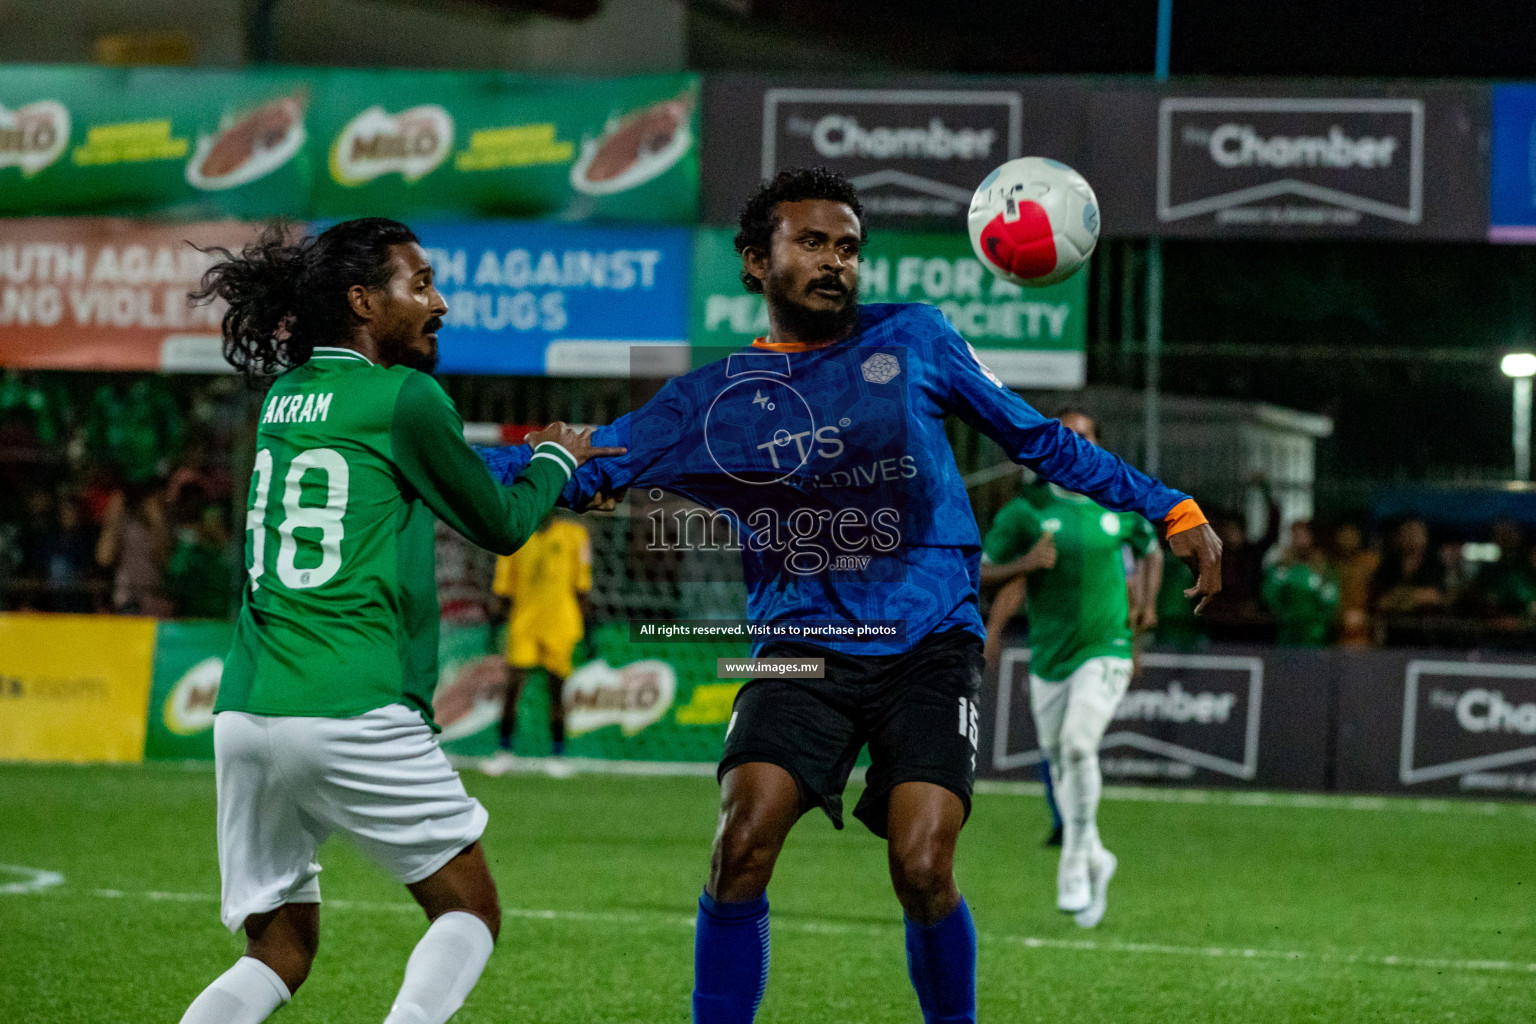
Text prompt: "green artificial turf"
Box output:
[[1, 763, 1532, 1023]]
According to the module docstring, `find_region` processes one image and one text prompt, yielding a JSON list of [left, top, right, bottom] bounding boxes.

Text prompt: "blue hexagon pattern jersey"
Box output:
[[480, 303, 1190, 655]]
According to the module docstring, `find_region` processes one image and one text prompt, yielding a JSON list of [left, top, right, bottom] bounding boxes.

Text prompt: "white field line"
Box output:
[[450, 755, 1536, 820], [47, 760, 1536, 819], [55, 885, 1536, 977], [0, 864, 65, 894], [974, 780, 1536, 819]]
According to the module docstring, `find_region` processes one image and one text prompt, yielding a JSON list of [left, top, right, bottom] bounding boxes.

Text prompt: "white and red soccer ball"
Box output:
[[967, 157, 1099, 287]]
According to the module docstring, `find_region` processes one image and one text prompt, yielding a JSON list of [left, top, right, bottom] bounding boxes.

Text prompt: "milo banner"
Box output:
[[1, 66, 699, 223], [311, 72, 698, 223], [0, 65, 315, 219], [1087, 82, 1488, 239], [690, 226, 1087, 387], [434, 621, 745, 762], [702, 75, 1088, 230], [0, 218, 256, 371], [142, 620, 233, 761]]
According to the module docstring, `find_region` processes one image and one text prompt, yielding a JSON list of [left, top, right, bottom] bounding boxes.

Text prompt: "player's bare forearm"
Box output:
[[980, 534, 1057, 588], [982, 576, 1027, 675], [1168, 522, 1223, 614], [1133, 547, 1164, 630]]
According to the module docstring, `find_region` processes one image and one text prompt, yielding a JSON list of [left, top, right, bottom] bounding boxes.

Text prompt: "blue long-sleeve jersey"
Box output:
[[480, 303, 1189, 655]]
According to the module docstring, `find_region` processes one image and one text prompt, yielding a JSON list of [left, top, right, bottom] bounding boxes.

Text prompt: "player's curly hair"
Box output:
[[734, 167, 867, 294], [189, 217, 419, 377]]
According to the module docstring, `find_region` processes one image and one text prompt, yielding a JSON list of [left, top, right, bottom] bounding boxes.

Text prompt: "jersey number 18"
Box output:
[[246, 447, 350, 591]]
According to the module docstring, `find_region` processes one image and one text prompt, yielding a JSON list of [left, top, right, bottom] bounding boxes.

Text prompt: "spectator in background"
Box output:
[[1208, 478, 1281, 626], [95, 477, 172, 617], [12, 487, 55, 610], [39, 490, 98, 613], [1464, 520, 1536, 624], [1263, 520, 1339, 646], [1372, 518, 1446, 617], [167, 438, 233, 520], [166, 502, 234, 620], [1153, 555, 1206, 649], [1330, 522, 1380, 646], [1438, 539, 1472, 611], [85, 377, 184, 485]]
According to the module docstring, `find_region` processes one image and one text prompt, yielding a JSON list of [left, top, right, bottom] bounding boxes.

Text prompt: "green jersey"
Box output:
[[217, 346, 574, 724], [1262, 561, 1339, 647], [982, 482, 1157, 681]]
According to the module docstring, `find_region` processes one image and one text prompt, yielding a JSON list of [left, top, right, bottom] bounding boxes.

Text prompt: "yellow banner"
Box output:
[[0, 613, 157, 763]]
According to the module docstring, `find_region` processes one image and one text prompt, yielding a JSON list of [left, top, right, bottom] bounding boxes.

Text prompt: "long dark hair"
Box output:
[[190, 217, 419, 376]]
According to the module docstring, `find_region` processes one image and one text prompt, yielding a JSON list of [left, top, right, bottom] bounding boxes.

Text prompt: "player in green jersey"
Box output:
[[176, 218, 621, 1024], [981, 409, 1162, 929]]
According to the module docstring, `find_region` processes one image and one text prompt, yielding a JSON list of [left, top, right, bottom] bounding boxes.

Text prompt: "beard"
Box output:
[[384, 320, 441, 373], [763, 267, 859, 343], [396, 341, 439, 374]]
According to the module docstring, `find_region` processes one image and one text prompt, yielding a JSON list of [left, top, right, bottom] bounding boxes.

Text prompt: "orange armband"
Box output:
[[1163, 498, 1208, 538]]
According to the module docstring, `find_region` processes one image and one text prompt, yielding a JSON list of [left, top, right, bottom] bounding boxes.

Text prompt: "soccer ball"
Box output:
[[967, 157, 1100, 287]]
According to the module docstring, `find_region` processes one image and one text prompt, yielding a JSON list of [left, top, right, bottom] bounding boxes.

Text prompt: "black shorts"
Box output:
[[719, 629, 983, 839]]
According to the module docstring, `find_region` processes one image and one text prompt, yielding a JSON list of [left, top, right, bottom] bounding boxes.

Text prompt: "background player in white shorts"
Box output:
[[177, 218, 618, 1024], [982, 409, 1166, 929]]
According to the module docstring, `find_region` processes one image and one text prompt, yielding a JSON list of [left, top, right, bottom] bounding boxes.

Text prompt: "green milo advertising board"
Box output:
[[0, 67, 700, 223], [0, 65, 316, 218], [690, 227, 1088, 387], [433, 622, 746, 763], [311, 72, 699, 223], [142, 620, 234, 761]]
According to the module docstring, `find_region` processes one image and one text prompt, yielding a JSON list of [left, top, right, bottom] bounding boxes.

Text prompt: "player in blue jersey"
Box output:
[[480, 168, 1223, 1024]]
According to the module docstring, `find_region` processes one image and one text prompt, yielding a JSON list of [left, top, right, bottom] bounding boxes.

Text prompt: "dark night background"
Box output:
[[689, 0, 1536, 508]]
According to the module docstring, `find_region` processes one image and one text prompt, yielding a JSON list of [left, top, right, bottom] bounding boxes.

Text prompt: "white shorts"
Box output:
[[213, 703, 488, 933], [1029, 656, 1133, 761]]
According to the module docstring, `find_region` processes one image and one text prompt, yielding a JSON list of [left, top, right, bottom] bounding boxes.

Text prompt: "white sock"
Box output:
[[383, 911, 495, 1024], [179, 956, 291, 1024], [1059, 747, 1103, 862]]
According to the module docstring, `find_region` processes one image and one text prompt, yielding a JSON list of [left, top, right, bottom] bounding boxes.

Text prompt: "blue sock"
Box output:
[[1042, 758, 1063, 832], [905, 898, 978, 1024], [693, 890, 769, 1024]]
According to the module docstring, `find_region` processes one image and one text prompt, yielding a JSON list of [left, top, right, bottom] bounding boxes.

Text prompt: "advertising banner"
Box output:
[[142, 620, 233, 761], [702, 76, 1088, 230], [0, 67, 698, 223], [434, 621, 743, 762], [311, 72, 699, 223], [416, 220, 691, 376], [1336, 650, 1536, 798], [982, 645, 1331, 790], [0, 218, 256, 371], [0, 613, 157, 763], [1490, 85, 1536, 242], [1089, 83, 1488, 239], [0, 66, 316, 219], [690, 227, 1087, 387]]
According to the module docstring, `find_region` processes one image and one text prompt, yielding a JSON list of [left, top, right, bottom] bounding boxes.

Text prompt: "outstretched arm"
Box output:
[[393, 374, 622, 555], [935, 313, 1221, 608], [478, 381, 692, 509]]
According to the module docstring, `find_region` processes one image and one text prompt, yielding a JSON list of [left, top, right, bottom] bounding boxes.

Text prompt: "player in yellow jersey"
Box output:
[[484, 512, 591, 774]]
